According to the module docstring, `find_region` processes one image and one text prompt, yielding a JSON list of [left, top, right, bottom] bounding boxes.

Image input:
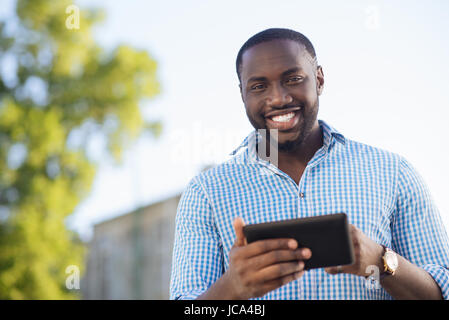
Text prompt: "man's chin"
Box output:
[[278, 139, 303, 152], [258, 127, 304, 153], [269, 129, 301, 150]]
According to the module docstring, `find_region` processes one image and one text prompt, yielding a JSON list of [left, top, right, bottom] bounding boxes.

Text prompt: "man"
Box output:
[[170, 28, 449, 300]]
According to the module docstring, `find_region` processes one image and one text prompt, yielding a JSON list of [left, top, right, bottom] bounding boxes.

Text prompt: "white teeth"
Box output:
[[271, 112, 295, 122]]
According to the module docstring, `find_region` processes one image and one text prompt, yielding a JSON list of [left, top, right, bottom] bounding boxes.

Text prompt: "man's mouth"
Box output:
[[270, 112, 296, 122], [265, 109, 301, 131]]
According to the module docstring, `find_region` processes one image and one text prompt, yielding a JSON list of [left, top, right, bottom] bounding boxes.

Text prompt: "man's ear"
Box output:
[[316, 65, 324, 96]]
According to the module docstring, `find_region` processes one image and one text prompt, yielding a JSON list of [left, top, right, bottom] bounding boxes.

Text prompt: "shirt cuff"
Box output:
[[420, 264, 449, 300], [171, 289, 205, 300]]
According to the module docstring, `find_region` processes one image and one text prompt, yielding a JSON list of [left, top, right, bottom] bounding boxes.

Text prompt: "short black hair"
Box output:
[[236, 28, 317, 83]]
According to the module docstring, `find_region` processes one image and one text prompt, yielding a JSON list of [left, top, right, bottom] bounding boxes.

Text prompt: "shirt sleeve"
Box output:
[[391, 157, 449, 299], [169, 177, 223, 300]]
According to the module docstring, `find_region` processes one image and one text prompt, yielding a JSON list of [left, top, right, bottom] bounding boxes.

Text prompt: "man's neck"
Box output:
[[277, 121, 323, 168], [259, 121, 323, 167]]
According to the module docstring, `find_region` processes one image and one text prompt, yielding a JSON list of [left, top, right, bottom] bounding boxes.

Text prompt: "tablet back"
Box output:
[[243, 213, 355, 270]]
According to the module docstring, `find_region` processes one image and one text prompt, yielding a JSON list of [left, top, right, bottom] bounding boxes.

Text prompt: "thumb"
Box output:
[[233, 217, 247, 247]]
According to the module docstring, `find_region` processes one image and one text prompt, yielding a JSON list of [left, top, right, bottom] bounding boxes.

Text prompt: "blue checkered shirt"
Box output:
[[170, 120, 449, 300]]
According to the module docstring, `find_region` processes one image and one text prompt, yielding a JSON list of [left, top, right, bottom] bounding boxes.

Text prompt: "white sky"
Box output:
[[8, 0, 449, 241]]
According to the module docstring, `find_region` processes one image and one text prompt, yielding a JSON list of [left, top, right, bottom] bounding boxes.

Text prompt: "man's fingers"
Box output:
[[325, 265, 346, 275], [258, 270, 305, 297], [233, 217, 247, 247], [324, 267, 336, 274], [249, 248, 312, 270], [241, 238, 298, 258], [255, 260, 306, 282]]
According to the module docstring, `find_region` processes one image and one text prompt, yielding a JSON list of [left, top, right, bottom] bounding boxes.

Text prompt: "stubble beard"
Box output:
[[275, 103, 319, 153]]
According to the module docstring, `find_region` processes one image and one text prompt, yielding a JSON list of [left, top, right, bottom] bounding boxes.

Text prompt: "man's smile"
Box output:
[[265, 108, 301, 131]]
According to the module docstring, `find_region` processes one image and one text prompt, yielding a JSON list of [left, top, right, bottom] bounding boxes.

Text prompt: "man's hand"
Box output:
[[325, 224, 383, 277], [222, 217, 312, 299]]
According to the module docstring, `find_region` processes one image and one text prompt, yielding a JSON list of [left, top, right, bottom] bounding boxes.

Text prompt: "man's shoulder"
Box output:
[[342, 137, 404, 163], [193, 157, 250, 181], [187, 152, 257, 194]]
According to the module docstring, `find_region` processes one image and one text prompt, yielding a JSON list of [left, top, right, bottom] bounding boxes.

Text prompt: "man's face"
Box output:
[[239, 39, 324, 152]]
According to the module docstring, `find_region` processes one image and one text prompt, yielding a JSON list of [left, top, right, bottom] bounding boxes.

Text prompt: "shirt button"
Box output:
[[299, 192, 305, 198]]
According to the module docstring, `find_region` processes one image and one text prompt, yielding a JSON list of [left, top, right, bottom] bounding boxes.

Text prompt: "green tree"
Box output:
[[0, 0, 161, 299]]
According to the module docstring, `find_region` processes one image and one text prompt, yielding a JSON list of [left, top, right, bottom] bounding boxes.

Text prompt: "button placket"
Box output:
[[262, 160, 300, 190], [297, 167, 308, 219]]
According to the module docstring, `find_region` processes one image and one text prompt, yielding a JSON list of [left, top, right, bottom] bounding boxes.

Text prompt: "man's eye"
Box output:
[[251, 84, 265, 91], [286, 76, 303, 84]]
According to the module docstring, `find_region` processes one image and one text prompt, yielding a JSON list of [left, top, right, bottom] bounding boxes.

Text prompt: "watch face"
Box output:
[[385, 251, 398, 270]]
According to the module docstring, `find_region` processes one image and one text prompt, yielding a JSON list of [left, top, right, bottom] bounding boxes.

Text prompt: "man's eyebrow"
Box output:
[[246, 67, 304, 85], [246, 76, 268, 84], [281, 67, 303, 76]]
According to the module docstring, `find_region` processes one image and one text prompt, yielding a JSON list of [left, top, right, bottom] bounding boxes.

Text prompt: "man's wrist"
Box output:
[[220, 271, 243, 300], [376, 244, 386, 273], [196, 272, 240, 300], [364, 243, 385, 278]]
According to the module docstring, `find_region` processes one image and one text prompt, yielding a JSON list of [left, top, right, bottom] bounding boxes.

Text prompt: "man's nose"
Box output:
[[266, 83, 292, 107]]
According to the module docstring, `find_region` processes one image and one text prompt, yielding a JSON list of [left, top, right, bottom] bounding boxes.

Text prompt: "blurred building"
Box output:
[[81, 193, 181, 299]]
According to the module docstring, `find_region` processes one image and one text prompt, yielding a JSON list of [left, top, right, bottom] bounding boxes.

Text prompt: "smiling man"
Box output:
[[239, 32, 323, 185], [170, 28, 449, 300]]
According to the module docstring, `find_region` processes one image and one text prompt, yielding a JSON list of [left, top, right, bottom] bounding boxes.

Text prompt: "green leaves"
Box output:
[[0, 0, 161, 298]]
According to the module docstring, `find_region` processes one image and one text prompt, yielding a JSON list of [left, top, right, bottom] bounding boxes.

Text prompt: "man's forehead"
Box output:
[[241, 39, 315, 81]]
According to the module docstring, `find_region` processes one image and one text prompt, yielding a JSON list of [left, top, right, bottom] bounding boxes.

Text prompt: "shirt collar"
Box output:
[[229, 119, 346, 157]]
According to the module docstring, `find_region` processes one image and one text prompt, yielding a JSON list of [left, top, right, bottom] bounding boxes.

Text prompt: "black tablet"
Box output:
[[242, 213, 355, 270]]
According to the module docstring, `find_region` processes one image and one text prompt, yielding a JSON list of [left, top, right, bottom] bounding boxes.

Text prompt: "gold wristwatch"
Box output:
[[380, 245, 398, 279]]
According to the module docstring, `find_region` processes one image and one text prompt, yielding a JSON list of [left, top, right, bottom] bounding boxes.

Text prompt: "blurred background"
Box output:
[[0, 0, 448, 299]]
